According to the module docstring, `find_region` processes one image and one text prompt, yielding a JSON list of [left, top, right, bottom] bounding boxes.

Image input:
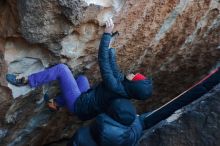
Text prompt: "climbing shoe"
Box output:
[[44, 93, 59, 111], [6, 74, 27, 86]]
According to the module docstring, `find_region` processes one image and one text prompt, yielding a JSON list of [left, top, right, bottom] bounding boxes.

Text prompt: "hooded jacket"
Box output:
[[91, 99, 143, 146], [67, 127, 97, 146], [74, 33, 153, 120], [90, 114, 143, 146], [68, 114, 143, 146], [97, 33, 153, 101], [69, 99, 143, 146], [106, 98, 136, 125]]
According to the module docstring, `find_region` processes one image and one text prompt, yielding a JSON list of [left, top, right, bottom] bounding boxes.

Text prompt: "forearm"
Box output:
[[98, 33, 120, 91], [98, 18, 114, 76], [98, 19, 125, 92], [99, 33, 112, 50], [109, 48, 124, 80], [98, 33, 112, 73]]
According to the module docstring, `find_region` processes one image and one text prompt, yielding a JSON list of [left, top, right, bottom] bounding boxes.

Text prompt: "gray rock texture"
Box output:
[[17, 0, 73, 52], [139, 83, 220, 146], [58, 0, 87, 25]]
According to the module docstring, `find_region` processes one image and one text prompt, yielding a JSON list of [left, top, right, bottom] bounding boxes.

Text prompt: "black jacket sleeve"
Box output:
[[98, 33, 127, 96], [109, 48, 124, 81]]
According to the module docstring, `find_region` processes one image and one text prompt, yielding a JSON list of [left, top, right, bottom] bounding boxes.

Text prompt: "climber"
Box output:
[[6, 18, 153, 120], [67, 98, 143, 146]]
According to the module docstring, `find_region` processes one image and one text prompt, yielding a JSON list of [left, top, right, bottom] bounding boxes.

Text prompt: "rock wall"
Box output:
[[139, 83, 220, 146], [0, 0, 220, 145]]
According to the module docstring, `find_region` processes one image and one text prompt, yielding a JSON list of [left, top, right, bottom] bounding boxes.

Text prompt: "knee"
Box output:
[[56, 63, 70, 73], [77, 75, 88, 81]]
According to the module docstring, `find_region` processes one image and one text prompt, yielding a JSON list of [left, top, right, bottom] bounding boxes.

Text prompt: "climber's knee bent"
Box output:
[[76, 75, 90, 93], [56, 63, 71, 74]]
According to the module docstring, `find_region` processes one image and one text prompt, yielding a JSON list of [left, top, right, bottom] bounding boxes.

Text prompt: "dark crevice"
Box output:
[[0, 0, 7, 7], [43, 138, 70, 146]]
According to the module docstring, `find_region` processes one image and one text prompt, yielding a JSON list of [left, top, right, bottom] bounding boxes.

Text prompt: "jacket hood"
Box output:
[[67, 127, 97, 146], [90, 114, 140, 146], [123, 79, 153, 100], [107, 98, 136, 126]]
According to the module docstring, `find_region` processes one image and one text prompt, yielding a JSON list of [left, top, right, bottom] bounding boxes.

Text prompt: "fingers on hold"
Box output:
[[108, 21, 111, 27], [110, 18, 114, 26], [106, 20, 110, 27], [105, 18, 114, 28]]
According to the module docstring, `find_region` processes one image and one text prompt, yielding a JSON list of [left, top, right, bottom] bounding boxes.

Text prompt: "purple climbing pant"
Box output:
[[28, 64, 90, 113]]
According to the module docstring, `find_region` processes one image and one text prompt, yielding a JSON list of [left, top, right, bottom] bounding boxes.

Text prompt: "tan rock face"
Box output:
[[0, 0, 220, 145]]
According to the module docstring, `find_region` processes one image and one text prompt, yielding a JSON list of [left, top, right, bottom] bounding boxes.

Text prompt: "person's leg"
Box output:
[[76, 75, 90, 93], [29, 64, 81, 112], [55, 95, 66, 107], [28, 64, 70, 88], [55, 75, 90, 107]]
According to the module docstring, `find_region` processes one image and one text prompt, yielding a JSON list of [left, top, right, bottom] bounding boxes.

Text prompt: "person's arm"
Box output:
[[98, 19, 126, 95], [109, 48, 124, 81]]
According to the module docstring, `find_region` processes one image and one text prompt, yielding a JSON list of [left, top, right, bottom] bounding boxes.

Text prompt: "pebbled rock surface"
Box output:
[[0, 0, 220, 145], [57, 0, 87, 26], [17, 0, 73, 53], [139, 83, 220, 146]]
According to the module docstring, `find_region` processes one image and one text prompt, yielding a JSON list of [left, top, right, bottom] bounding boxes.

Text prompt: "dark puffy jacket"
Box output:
[[69, 99, 143, 146], [98, 33, 153, 101], [106, 98, 136, 126], [67, 126, 97, 146], [90, 114, 143, 146], [90, 98, 142, 146], [68, 114, 143, 146], [74, 33, 153, 120]]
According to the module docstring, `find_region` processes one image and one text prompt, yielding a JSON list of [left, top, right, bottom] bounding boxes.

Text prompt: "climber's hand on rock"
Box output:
[[105, 18, 114, 34]]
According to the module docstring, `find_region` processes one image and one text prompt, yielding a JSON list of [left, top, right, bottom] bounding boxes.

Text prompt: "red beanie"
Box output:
[[132, 73, 146, 81]]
